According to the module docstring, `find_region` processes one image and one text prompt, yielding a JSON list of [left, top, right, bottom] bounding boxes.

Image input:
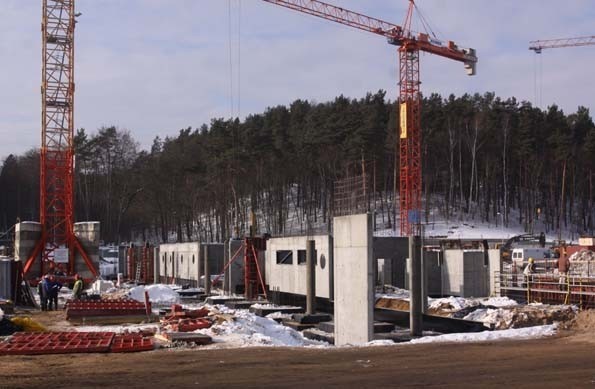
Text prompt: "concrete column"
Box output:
[[73, 221, 100, 280], [421, 247, 428, 314], [306, 239, 316, 314], [153, 247, 160, 285], [223, 240, 230, 293], [333, 213, 374, 346], [409, 235, 422, 337], [14, 222, 42, 278], [204, 245, 210, 295], [328, 235, 334, 301]]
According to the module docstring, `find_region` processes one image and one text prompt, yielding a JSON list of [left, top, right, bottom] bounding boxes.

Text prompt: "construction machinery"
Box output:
[[22, 0, 97, 280], [262, 0, 477, 236], [500, 233, 547, 261]]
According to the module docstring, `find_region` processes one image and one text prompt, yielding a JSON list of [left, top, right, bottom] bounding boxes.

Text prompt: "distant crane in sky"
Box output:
[[262, 0, 478, 236], [528, 35, 594, 108], [529, 36, 595, 53]]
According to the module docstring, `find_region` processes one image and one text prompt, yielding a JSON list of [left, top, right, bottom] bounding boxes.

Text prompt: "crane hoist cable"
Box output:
[[227, 0, 243, 120]]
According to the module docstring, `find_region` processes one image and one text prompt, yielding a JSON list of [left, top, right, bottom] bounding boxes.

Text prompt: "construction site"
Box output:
[[1, 1, 595, 387]]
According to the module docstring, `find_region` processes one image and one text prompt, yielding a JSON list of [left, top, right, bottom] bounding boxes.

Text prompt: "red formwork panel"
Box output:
[[66, 299, 148, 318], [110, 333, 154, 353], [0, 332, 115, 355]]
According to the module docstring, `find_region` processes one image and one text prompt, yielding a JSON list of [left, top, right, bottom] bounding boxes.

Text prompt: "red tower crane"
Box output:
[[529, 36, 595, 53], [262, 0, 477, 236], [23, 0, 97, 279]]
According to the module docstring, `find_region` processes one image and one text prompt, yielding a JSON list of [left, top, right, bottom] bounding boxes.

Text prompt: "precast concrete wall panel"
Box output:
[[266, 235, 331, 299], [157, 242, 223, 286], [423, 251, 443, 296], [443, 250, 463, 296], [333, 213, 373, 346]]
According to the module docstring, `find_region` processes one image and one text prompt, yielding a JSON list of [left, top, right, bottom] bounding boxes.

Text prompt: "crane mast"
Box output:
[[23, 0, 97, 278], [262, 0, 477, 235]]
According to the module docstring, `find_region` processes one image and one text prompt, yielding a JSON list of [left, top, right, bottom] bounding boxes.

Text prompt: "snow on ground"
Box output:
[[62, 282, 565, 349], [74, 323, 159, 334], [463, 308, 515, 328], [409, 324, 557, 344], [129, 284, 180, 304], [428, 296, 472, 311], [265, 312, 293, 320], [193, 305, 325, 349], [251, 303, 297, 309]]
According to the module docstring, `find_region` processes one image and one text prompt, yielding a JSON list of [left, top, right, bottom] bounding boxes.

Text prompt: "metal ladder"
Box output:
[[135, 259, 142, 283]]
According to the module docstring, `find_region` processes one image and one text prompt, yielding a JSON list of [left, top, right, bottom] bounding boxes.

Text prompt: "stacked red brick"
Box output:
[[160, 304, 212, 332]]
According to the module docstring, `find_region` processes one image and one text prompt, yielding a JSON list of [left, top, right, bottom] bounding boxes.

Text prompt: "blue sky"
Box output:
[[1, 0, 594, 160]]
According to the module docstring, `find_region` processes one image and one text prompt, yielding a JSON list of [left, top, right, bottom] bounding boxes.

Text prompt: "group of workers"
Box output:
[[37, 273, 84, 311]]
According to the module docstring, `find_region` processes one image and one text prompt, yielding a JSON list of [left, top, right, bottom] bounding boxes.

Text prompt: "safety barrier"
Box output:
[[496, 271, 595, 309]]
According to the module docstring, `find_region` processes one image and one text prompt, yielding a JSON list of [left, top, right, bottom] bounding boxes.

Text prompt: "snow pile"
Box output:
[[196, 306, 324, 348], [89, 279, 116, 295], [265, 311, 293, 320], [376, 286, 410, 301], [463, 308, 515, 329], [429, 296, 474, 312], [252, 303, 296, 309], [480, 297, 518, 307], [75, 323, 159, 334], [462, 304, 576, 330], [568, 249, 595, 276], [569, 249, 595, 262], [409, 324, 557, 344], [128, 284, 180, 304]]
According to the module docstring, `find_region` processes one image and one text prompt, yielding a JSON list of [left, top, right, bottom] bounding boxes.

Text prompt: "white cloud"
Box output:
[[1, 0, 594, 160]]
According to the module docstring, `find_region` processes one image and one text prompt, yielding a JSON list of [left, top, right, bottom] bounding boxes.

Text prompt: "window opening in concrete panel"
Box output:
[[297, 249, 317, 265], [181, 255, 184, 263], [192, 255, 195, 264], [276, 250, 293, 265]]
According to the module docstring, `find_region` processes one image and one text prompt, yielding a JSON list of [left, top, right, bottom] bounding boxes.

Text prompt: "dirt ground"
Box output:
[[1, 311, 594, 388]]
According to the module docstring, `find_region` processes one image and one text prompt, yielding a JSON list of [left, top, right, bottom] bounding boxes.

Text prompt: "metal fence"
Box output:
[[496, 270, 595, 309]]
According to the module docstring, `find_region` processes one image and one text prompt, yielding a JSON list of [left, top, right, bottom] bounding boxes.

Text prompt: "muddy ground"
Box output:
[[1, 310, 595, 388]]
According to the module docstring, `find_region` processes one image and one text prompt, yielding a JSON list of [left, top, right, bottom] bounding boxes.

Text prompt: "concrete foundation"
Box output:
[[73, 222, 100, 280], [333, 213, 373, 346]]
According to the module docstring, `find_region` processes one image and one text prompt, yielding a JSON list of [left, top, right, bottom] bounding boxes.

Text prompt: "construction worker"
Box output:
[[46, 275, 62, 310], [523, 257, 535, 287], [72, 274, 83, 300], [37, 275, 49, 311]]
